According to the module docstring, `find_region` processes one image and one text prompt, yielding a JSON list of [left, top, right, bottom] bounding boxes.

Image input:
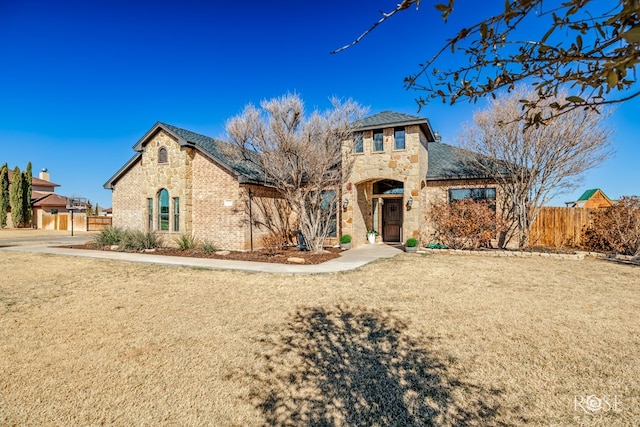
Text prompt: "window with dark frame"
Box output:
[[173, 197, 180, 232], [158, 189, 169, 231], [448, 187, 497, 209], [394, 128, 405, 150], [147, 198, 153, 230], [353, 132, 363, 153], [158, 147, 168, 163], [373, 130, 384, 152]]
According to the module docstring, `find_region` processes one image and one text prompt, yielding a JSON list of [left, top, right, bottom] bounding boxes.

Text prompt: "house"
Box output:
[[105, 112, 502, 250], [565, 188, 614, 208], [5, 168, 70, 229]]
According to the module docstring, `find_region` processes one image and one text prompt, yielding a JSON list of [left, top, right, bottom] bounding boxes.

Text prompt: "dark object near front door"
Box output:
[[383, 198, 402, 242]]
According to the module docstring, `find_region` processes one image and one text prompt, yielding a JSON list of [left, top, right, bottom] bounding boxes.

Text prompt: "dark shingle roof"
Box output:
[[104, 122, 267, 189], [355, 111, 427, 129], [426, 142, 498, 181], [158, 122, 266, 183], [354, 111, 436, 141]]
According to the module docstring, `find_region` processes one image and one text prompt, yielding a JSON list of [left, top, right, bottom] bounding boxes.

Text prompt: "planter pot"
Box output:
[[367, 234, 376, 244], [340, 242, 351, 250], [405, 245, 418, 253]]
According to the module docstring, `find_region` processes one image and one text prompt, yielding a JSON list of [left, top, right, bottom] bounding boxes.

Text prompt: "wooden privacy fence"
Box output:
[[39, 212, 86, 231], [86, 216, 113, 231], [529, 207, 596, 247]]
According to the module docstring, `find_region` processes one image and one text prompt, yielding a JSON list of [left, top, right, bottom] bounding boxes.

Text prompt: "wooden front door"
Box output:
[[382, 198, 402, 242]]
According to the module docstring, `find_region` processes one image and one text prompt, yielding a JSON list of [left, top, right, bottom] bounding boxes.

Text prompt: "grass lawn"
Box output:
[[0, 250, 638, 426]]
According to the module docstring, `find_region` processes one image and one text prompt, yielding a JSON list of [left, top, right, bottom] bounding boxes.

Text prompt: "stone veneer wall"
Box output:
[[342, 125, 427, 246], [111, 129, 195, 242], [111, 129, 293, 251]]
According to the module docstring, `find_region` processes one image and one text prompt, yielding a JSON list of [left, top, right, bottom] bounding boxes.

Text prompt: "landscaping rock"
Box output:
[[287, 257, 306, 264], [215, 250, 230, 256]]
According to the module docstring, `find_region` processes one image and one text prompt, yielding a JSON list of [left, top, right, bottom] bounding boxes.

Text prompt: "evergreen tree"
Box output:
[[0, 164, 8, 228], [23, 162, 32, 227], [10, 166, 25, 227], [94, 203, 99, 216]]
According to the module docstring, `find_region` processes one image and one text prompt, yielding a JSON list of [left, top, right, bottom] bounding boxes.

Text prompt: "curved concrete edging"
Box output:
[[0, 242, 404, 275]]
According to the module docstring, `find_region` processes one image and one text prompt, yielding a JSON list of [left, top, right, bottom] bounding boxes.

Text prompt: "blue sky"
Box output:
[[1, 0, 637, 209]]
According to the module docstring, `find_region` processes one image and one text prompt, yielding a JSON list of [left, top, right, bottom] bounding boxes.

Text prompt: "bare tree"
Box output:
[[460, 86, 613, 248], [226, 93, 366, 252], [333, 0, 640, 125]]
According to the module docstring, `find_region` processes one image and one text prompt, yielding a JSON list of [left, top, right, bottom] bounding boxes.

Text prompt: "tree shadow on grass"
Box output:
[[250, 305, 508, 426]]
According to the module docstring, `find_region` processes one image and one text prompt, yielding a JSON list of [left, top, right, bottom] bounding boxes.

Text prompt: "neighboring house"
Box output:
[[6, 168, 69, 229], [565, 188, 614, 208], [105, 112, 503, 250]]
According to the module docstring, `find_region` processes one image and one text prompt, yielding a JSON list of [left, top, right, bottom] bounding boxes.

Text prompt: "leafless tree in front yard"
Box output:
[[226, 93, 366, 252], [460, 86, 613, 249]]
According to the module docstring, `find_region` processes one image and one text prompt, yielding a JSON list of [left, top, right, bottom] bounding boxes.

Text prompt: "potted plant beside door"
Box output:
[[367, 229, 378, 244], [339, 234, 352, 250], [405, 237, 419, 253]]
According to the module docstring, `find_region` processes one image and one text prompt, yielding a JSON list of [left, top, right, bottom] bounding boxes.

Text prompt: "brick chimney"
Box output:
[[39, 168, 50, 182]]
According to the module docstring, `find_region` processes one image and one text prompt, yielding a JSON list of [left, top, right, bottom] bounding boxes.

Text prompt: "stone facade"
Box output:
[[342, 124, 427, 246], [340, 111, 505, 248], [108, 127, 281, 251]]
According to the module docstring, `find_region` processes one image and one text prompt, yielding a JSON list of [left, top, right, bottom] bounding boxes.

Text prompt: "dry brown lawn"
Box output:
[[0, 246, 638, 426]]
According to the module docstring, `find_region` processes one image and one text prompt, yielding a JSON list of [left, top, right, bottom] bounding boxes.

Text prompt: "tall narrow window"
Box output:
[[173, 197, 180, 232], [321, 190, 337, 237], [158, 189, 169, 231], [394, 128, 405, 150], [353, 132, 363, 153], [373, 130, 384, 152], [147, 198, 153, 230], [158, 147, 168, 163]]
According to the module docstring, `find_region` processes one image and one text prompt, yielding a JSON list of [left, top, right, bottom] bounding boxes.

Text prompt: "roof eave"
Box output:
[[103, 153, 142, 189]]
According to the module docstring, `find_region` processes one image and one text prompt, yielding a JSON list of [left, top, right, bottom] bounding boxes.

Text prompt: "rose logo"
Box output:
[[585, 395, 602, 412]]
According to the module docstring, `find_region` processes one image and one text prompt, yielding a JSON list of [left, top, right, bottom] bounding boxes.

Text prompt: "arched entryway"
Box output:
[[372, 179, 404, 243]]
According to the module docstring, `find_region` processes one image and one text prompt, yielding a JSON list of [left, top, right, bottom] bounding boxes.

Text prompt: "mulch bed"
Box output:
[[65, 243, 343, 265]]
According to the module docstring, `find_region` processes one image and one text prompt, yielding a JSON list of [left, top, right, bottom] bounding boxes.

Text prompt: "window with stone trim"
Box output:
[[147, 198, 153, 230], [173, 197, 180, 232], [353, 132, 363, 153], [394, 128, 405, 150], [373, 130, 384, 152], [158, 147, 168, 163], [158, 189, 169, 231]]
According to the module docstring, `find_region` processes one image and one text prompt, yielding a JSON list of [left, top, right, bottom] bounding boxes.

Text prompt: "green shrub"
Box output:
[[339, 234, 352, 244], [201, 240, 218, 254], [405, 237, 418, 247], [93, 226, 125, 248], [120, 230, 162, 251], [175, 233, 198, 251]]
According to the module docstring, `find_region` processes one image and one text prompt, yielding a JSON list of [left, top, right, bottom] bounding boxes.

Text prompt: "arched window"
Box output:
[[158, 147, 168, 163], [158, 189, 169, 231]]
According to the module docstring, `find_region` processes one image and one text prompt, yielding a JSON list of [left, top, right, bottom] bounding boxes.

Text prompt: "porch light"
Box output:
[[407, 196, 413, 208], [343, 199, 349, 209]]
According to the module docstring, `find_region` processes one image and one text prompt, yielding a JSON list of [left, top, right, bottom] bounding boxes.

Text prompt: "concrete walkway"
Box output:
[[0, 236, 403, 274]]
